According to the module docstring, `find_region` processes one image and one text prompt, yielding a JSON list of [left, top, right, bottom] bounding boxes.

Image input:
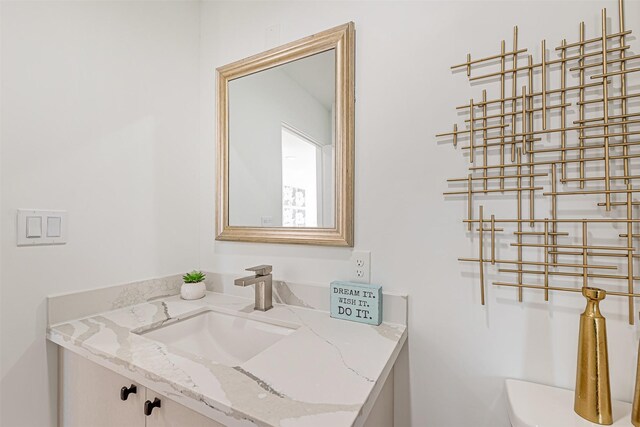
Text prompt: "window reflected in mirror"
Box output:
[[281, 124, 335, 228]]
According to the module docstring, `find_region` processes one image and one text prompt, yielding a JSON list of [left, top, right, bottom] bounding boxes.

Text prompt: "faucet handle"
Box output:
[[246, 265, 272, 276]]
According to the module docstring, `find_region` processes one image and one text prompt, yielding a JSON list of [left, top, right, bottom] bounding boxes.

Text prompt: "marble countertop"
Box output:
[[47, 291, 407, 427]]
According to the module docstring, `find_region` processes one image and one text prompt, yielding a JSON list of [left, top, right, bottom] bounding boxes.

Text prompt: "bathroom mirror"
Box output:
[[216, 23, 354, 246]]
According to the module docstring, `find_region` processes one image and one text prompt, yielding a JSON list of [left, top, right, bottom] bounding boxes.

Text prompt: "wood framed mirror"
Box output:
[[216, 23, 355, 246]]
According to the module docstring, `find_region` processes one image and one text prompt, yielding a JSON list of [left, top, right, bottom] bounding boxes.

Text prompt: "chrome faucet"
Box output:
[[234, 265, 273, 311]]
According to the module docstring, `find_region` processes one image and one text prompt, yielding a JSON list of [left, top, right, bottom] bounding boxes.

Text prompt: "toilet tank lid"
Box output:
[[505, 379, 633, 427]]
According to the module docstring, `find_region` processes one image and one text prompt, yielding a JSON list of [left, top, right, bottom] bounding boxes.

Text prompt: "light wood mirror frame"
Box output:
[[216, 23, 355, 246]]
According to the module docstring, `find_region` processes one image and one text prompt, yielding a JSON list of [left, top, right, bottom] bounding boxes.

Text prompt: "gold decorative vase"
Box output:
[[633, 340, 640, 427], [574, 287, 612, 425]]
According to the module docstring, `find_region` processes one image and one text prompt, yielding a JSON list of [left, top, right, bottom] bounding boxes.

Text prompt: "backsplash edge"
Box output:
[[47, 271, 408, 326]]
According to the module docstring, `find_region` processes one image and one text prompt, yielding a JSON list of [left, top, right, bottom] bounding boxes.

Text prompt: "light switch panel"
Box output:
[[17, 209, 67, 246]]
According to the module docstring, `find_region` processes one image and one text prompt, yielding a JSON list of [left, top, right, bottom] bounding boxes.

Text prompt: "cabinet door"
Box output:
[[362, 368, 394, 427], [59, 348, 146, 427], [144, 389, 225, 427]]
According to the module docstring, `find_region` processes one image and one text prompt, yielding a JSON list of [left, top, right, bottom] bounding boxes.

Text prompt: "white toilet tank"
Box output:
[[506, 379, 633, 427]]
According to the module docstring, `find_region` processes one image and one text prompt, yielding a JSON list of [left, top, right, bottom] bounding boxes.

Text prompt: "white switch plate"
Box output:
[[351, 250, 371, 283], [17, 209, 68, 246]]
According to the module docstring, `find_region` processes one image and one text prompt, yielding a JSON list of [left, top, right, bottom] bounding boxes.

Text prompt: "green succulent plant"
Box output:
[[183, 270, 206, 284]]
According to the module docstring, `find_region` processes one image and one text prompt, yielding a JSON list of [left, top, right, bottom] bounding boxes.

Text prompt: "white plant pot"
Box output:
[[180, 282, 205, 300]]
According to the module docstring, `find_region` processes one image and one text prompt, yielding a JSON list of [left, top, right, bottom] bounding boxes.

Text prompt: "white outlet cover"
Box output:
[[351, 250, 371, 284]]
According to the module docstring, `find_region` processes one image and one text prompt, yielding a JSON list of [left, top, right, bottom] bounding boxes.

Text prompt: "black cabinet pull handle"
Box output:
[[120, 384, 137, 401], [144, 398, 161, 416]]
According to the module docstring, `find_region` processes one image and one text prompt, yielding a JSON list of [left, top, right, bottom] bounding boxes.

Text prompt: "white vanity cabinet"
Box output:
[[59, 348, 223, 427], [58, 346, 395, 427], [144, 389, 224, 427]]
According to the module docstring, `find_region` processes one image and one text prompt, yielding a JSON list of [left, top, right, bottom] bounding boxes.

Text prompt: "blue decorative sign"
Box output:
[[330, 281, 382, 326]]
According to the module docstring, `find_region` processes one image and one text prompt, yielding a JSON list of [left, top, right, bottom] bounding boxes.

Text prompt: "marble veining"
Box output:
[[272, 281, 314, 309], [48, 291, 407, 427], [48, 274, 184, 325], [110, 276, 183, 309]]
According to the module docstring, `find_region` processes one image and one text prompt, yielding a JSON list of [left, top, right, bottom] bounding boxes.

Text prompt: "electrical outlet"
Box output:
[[351, 250, 371, 283]]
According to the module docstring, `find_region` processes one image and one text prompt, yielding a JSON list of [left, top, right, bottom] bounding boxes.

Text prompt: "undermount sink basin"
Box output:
[[139, 310, 297, 366]]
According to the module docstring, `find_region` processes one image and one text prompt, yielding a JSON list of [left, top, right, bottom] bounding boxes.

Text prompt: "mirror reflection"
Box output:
[[228, 49, 336, 228]]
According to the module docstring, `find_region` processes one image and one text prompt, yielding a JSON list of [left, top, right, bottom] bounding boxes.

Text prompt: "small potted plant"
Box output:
[[180, 271, 206, 300]]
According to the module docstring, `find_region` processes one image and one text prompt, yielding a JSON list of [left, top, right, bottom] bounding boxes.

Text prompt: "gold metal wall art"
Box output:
[[436, 0, 638, 424], [633, 341, 640, 427], [437, 0, 639, 322], [575, 287, 612, 425]]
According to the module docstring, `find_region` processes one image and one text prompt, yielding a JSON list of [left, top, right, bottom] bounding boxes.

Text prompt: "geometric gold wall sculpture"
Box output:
[[437, 0, 640, 325]]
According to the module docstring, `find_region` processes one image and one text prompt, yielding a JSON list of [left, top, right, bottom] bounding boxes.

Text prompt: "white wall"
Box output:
[[2, 2, 639, 427], [199, 1, 640, 426], [0, 2, 201, 426]]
